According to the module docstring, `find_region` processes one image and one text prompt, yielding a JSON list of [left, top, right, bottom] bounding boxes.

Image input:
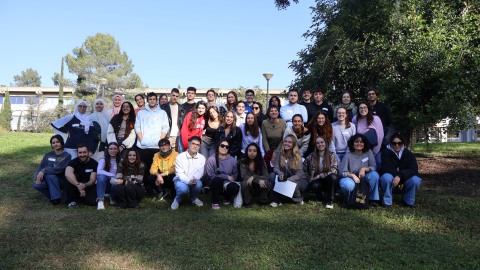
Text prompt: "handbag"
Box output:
[[348, 179, 370, 209], [363, 129, 378, 147]]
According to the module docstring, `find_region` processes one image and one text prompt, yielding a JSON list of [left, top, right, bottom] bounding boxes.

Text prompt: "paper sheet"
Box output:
[[274, 175, 297, 198]]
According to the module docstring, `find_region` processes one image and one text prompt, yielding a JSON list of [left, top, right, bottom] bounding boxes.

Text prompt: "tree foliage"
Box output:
[[0, 90, 13, 131], [23, 97, 57, 133], [275, 0, 299, 10], [65, 33, 145, 97], [12, 68, 42, 87], [232, 86, 268, 112], [288, 0, 480, 144]]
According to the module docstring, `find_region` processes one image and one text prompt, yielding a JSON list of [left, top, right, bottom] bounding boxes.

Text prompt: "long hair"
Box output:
[[307, 111, 333, 144], [224, 111, 237, 137], [226, 91, 238, 112], [207, 106, 224, 126], [110, 102, 136, 135], [313, 135, 331, 175], [121, 148, 143, 176], [119, 101, 135, 121], [280, 134, 302, 170], [241, 143, 264, 175], [244, 112, 259, 138], [214, 140, 228, 170], [189, 100, 207, 130], [269, 96, 282, 110], [357, 101, 374, 127], [292, 114, 306, 138], [50, 135, 65, 150], [104, 142, 121, 172], [336, 107, 351, 129]]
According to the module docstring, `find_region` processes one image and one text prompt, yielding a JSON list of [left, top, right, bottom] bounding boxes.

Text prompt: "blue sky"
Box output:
[[0, 0, 316, 90]]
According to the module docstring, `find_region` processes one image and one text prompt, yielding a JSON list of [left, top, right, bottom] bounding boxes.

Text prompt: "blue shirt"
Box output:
[[279, 103, 308, 128], [244, 101, 256, 114]]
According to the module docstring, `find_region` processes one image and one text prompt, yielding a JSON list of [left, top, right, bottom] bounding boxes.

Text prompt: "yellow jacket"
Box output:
[[149, 151, 179, 176]]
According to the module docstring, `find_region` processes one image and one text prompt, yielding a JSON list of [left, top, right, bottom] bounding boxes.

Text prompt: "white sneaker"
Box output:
[[192, 198, 203, 207], [171, 199, 180, 210], [109, 199, 116, 205], [270, 202, 278, 208], [326, 201, 334, 209], [97, 199, 105, 210]]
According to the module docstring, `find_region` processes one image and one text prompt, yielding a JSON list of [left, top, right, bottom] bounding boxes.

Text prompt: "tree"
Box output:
[[232, 86, 268, 112], [0, 90, 13, 131], [13, 68, 42, 87], [274, 0, 299, 10], [64, 33, 145, 96], [23, 97, 56, 133], [288, 0, 480, 146], [52, 57, 66, 118], [17, 111, 22, 131]]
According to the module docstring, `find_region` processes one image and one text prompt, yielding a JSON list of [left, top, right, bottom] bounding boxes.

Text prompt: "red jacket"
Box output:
[[181, 111, 206, 150]]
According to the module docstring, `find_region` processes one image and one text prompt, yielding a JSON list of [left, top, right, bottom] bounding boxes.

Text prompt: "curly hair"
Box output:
[[347, 134, 371, 153], [279, 134, 302, 170], [307, 111, 333, 144], [268, 96, 282, 110], [241, 143, 264, 175], [189, 100, 207, 130], [121, 148, 144, 177]]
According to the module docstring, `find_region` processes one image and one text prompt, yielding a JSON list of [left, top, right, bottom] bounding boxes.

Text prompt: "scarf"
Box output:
[[333, 102, 358, 118], [89, 99, 110, 142], [52, 101, 93, 134], [110, 95, 124, 118], [159, 149, 172, 157]]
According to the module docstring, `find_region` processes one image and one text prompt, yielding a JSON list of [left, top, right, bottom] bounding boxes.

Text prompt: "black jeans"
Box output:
[[145, 174, 175, 196], [210, 177, 240, 204], [241, 181, 271, 204], [138, 148, 158, 180], [64, 173, 96, 206], [115, 184, 145, 208], [308, 173, 340, 202]]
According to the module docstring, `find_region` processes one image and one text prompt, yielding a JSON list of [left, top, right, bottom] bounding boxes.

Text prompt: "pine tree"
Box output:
[[17, 111, 22, 131], [0, 90, 13, 131]]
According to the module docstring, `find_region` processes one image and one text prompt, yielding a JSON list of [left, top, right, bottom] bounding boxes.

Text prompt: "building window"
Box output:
[[0, 97, 3, 104], [10, 97, 25, 104], [25, 97, 39, 104], [46, 97, 59, 105], [64, 98, 75, 105]]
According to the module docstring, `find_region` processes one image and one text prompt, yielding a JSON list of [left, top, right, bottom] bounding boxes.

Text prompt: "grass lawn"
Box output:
[[0, 132, 479, 269]]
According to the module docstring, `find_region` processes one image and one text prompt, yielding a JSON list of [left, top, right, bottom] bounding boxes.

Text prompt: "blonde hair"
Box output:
[[280, 134, 302, 170]]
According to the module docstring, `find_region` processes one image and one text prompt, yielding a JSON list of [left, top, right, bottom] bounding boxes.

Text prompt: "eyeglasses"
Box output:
[[220, 144, 230, 149], [359, 107, 368, 110], [337, 112, 346, 115], [391, 141, 404, 146], [246, 94, 254, 97], [253, 107, 260, 110], [78, 105, 87, 108]]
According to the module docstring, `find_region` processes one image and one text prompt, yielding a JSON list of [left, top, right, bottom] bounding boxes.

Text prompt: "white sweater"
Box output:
[[173, 151, 206, 185]]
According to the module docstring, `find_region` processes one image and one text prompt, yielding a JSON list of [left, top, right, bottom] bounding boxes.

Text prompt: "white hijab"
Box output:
[[52, 101, 93, 134], [89, 99, 110, 142]]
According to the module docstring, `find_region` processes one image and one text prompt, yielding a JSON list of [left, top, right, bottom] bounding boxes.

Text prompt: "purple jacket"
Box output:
[[205, 154, 238, 186]]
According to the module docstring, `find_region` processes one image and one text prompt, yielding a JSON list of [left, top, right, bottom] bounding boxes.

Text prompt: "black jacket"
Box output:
[[160, 103, 186, 137], [216, 126, 243, 158], [306, 101, 334, 124], [381, 147, 418, 185], [370, 101, 392, 128]]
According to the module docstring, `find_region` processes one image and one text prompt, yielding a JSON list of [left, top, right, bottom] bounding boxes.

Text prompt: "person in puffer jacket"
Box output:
[[380, 133, 422, 208]]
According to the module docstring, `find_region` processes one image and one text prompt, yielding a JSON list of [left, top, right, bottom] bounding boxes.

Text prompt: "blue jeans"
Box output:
[[174, 180, 202, 202], [375, 152, 382, 171], [339, 171, 380, 201], [336, 153, 346, 163], [96, 174, 115, 200], [33, 174, 65, 200], [200, 136, 216, 159], [380, 173, 422, 206]]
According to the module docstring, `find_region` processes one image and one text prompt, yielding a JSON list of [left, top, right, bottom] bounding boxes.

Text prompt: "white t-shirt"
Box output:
[[170, 104, 179, 136]]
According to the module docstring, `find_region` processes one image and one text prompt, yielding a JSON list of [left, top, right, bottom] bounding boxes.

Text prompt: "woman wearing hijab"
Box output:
[[90, 99, 110, 161], [108, 95, 124, 119], [51, 100, 94, 159]]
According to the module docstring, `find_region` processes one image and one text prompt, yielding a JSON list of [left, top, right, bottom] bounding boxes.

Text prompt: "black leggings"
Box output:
[[115, 184, 145, 208], [210, 177, 240, 204], [308, 173, 340, 202], [145, 174, 175, 195]]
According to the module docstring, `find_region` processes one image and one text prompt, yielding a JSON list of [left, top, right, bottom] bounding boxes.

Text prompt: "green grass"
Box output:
[[1, 132, 479, 269], [412, 141, 480, 157]]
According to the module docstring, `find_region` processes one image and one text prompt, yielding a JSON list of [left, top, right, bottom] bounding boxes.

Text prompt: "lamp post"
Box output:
[[99, 78, 108, 99], [263, 72, 273, 106]]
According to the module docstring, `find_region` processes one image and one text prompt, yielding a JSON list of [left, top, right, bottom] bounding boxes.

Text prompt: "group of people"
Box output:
[[33, 87, 422, 210]]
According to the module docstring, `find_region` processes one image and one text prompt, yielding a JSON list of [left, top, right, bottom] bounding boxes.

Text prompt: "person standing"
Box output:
[[159, 94, 168, 106], [64, 144, 98, 209], [200, 106, 224, 158], [282, 114, 311, 157], [333, 91, 358, 122], [367, 88, 392, 146], [180, 101, 207, 151], [352, 102, 384, 156], [206, 89, 227, 118], [51, 101, 94, 159], [252, 103, 268, 127], [160, 88, 186, 151], [109, 95, 124, 119], [107, 102, 136, 158], [306, 88, 334, 123], [299, 89, 312, 107], [243, 89, 256, 114], [182, 86, 197, 113], [225, 91, 238, 113], [239, 112, 265, 158], [171, 136, 205, 210], [33, 135, 71, 206], [217, 111, 242, 158], [90, 99, 110, 161], [134, 94, 146, 115], [135, 92, 170, 185], [235, 101, 246, 127], [332, 107, 356, 162], [280, 90, 308, 128]]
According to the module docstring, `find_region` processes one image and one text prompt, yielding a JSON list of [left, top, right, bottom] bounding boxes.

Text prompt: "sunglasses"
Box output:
[[220, 144, 230, 149], [253, 107, 260, 110], [391, 141, 404, 146]]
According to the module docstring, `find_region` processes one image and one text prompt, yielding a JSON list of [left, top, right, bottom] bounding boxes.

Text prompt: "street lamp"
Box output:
[[99, 78, 108, 99], [263, 72, 273, 106]]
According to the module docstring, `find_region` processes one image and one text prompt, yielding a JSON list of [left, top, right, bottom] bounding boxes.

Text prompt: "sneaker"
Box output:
[[68, 202, 78, 209], [155, 191, 167, 202], [202, 187, 210, 194], [382, 204, 391, 209], [171, 200, 180, 210], [243, 203, 252, 209], [403, 201, 416, 208], [370, 202, 378, 208], [192, 198, 203, 207], [296, 201, 304, 206], [48, 199, 60, 206], [223, 199, 230, 205], [270, 202, 278, 208], [326, 201, 334, 209], [97, 199, 105, 210], [109, 199, 116, 205], [212, 203, 220, 210]]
